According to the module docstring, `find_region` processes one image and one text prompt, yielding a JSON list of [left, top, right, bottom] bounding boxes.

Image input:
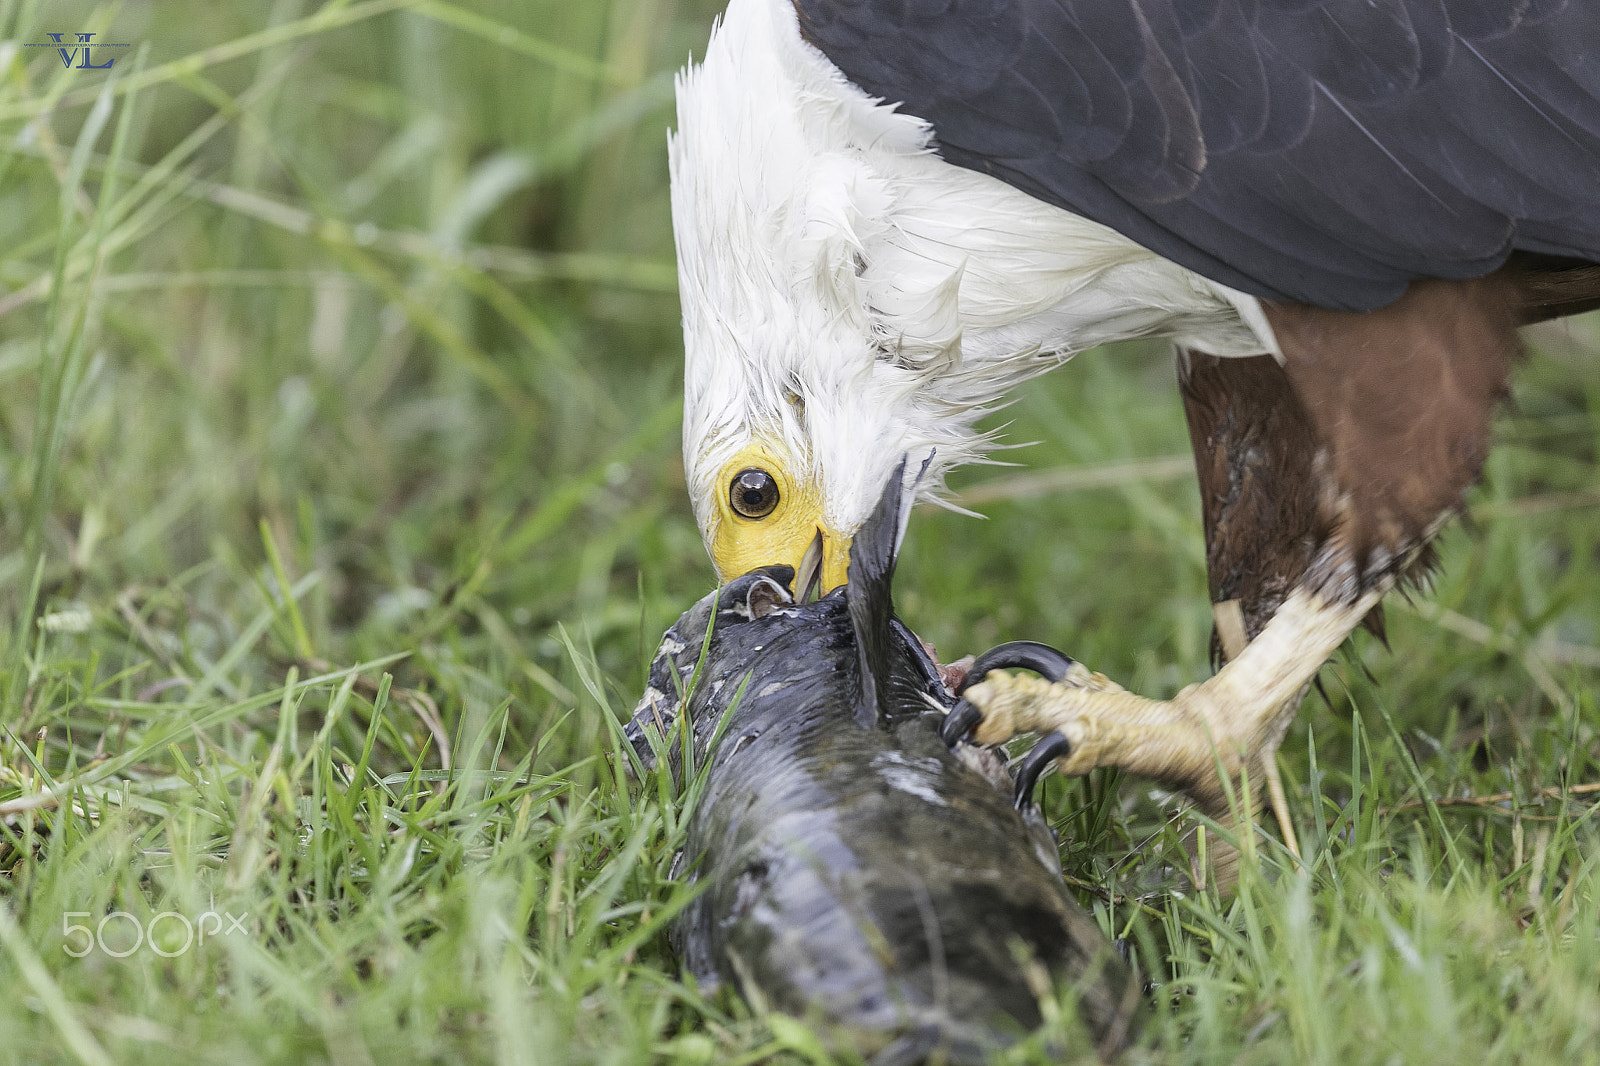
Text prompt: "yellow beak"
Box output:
[[713, 520, 851, 597]]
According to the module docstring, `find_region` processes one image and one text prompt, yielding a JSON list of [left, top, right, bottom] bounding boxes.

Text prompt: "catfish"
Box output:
[[627, 462, 1141, 1063]]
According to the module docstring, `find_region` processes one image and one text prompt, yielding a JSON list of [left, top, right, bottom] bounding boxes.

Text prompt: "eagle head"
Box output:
[[668, 0, 994, 596], [667, 0, 1273, 595]]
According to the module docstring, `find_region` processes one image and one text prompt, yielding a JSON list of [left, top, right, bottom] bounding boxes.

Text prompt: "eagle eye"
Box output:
[[729, 468, 779, 519]]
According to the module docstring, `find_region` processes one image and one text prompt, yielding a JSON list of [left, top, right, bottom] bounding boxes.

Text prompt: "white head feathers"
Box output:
[[670, 0, 1275, 548]]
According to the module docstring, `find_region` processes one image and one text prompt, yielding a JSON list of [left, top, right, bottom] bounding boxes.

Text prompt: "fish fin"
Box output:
[[847, 453, 931, 728]]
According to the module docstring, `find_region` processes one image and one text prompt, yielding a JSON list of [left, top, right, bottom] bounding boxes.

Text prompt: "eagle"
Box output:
[[667, 0, 1600, 864]]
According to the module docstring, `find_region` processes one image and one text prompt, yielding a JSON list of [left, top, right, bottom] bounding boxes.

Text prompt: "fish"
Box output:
[[625, 460, 1142, 1063]]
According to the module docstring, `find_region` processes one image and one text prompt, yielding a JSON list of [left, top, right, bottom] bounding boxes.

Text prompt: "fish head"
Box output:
[[625, 566, 800, 767]]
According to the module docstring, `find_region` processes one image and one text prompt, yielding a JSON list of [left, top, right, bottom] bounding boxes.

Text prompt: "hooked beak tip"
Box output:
[[796, 529, 824, 602]]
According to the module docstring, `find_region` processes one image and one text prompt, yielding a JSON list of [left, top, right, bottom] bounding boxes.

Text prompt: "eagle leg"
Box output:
[[1178, 347, 1335, 866], [954, 275, 1527, 886]]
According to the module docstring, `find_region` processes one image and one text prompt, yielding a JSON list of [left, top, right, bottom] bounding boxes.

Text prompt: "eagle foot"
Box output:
[[946, 670, 1209, 791], [940, 640, 1124, 752], [942, 586, 1388, 877]]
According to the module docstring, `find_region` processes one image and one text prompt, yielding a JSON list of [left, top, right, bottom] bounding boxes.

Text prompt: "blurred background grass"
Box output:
[[2, 2, 1599, 1063]]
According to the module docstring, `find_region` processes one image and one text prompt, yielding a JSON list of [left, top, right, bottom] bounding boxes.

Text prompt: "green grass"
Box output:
[[3, 2, 1600, 1063]]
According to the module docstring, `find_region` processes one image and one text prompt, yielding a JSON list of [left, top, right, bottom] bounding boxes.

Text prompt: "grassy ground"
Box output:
[[2, 2, 1599, 1063]]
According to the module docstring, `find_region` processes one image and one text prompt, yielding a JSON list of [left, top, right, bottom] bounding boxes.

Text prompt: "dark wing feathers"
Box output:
[[1183, 2, 1270, 154], [1252, 0, 1427, 103], [794, 0, 1600, 310]]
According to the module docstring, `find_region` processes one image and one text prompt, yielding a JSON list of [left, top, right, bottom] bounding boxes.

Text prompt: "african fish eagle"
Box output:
[[668, 0, 1600, 860]]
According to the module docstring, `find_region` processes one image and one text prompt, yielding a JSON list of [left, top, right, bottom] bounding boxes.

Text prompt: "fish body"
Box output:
[[628, 469, 1139, 1062]]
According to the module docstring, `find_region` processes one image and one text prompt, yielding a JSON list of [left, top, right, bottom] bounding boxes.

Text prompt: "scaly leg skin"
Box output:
[[1212, 598, 1301, 862], [951, 584, 1387, 889]]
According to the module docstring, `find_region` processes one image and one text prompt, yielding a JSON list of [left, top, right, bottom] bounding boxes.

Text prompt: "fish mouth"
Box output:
[[795, 528, 825, 602]]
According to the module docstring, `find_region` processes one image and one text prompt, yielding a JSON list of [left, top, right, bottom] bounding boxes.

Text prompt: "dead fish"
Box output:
[[626, 461, 1141, 1063]]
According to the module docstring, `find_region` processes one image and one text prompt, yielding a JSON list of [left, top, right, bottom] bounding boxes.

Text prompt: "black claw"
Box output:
[[1013, 731, 1072, 811], [959, 640, 1076, 695], [940, 700, 982, 746], [944, 641, 1076, 751]]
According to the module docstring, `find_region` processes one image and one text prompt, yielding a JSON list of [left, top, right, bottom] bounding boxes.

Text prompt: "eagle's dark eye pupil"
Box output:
[[730, 468, 779, 519]]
